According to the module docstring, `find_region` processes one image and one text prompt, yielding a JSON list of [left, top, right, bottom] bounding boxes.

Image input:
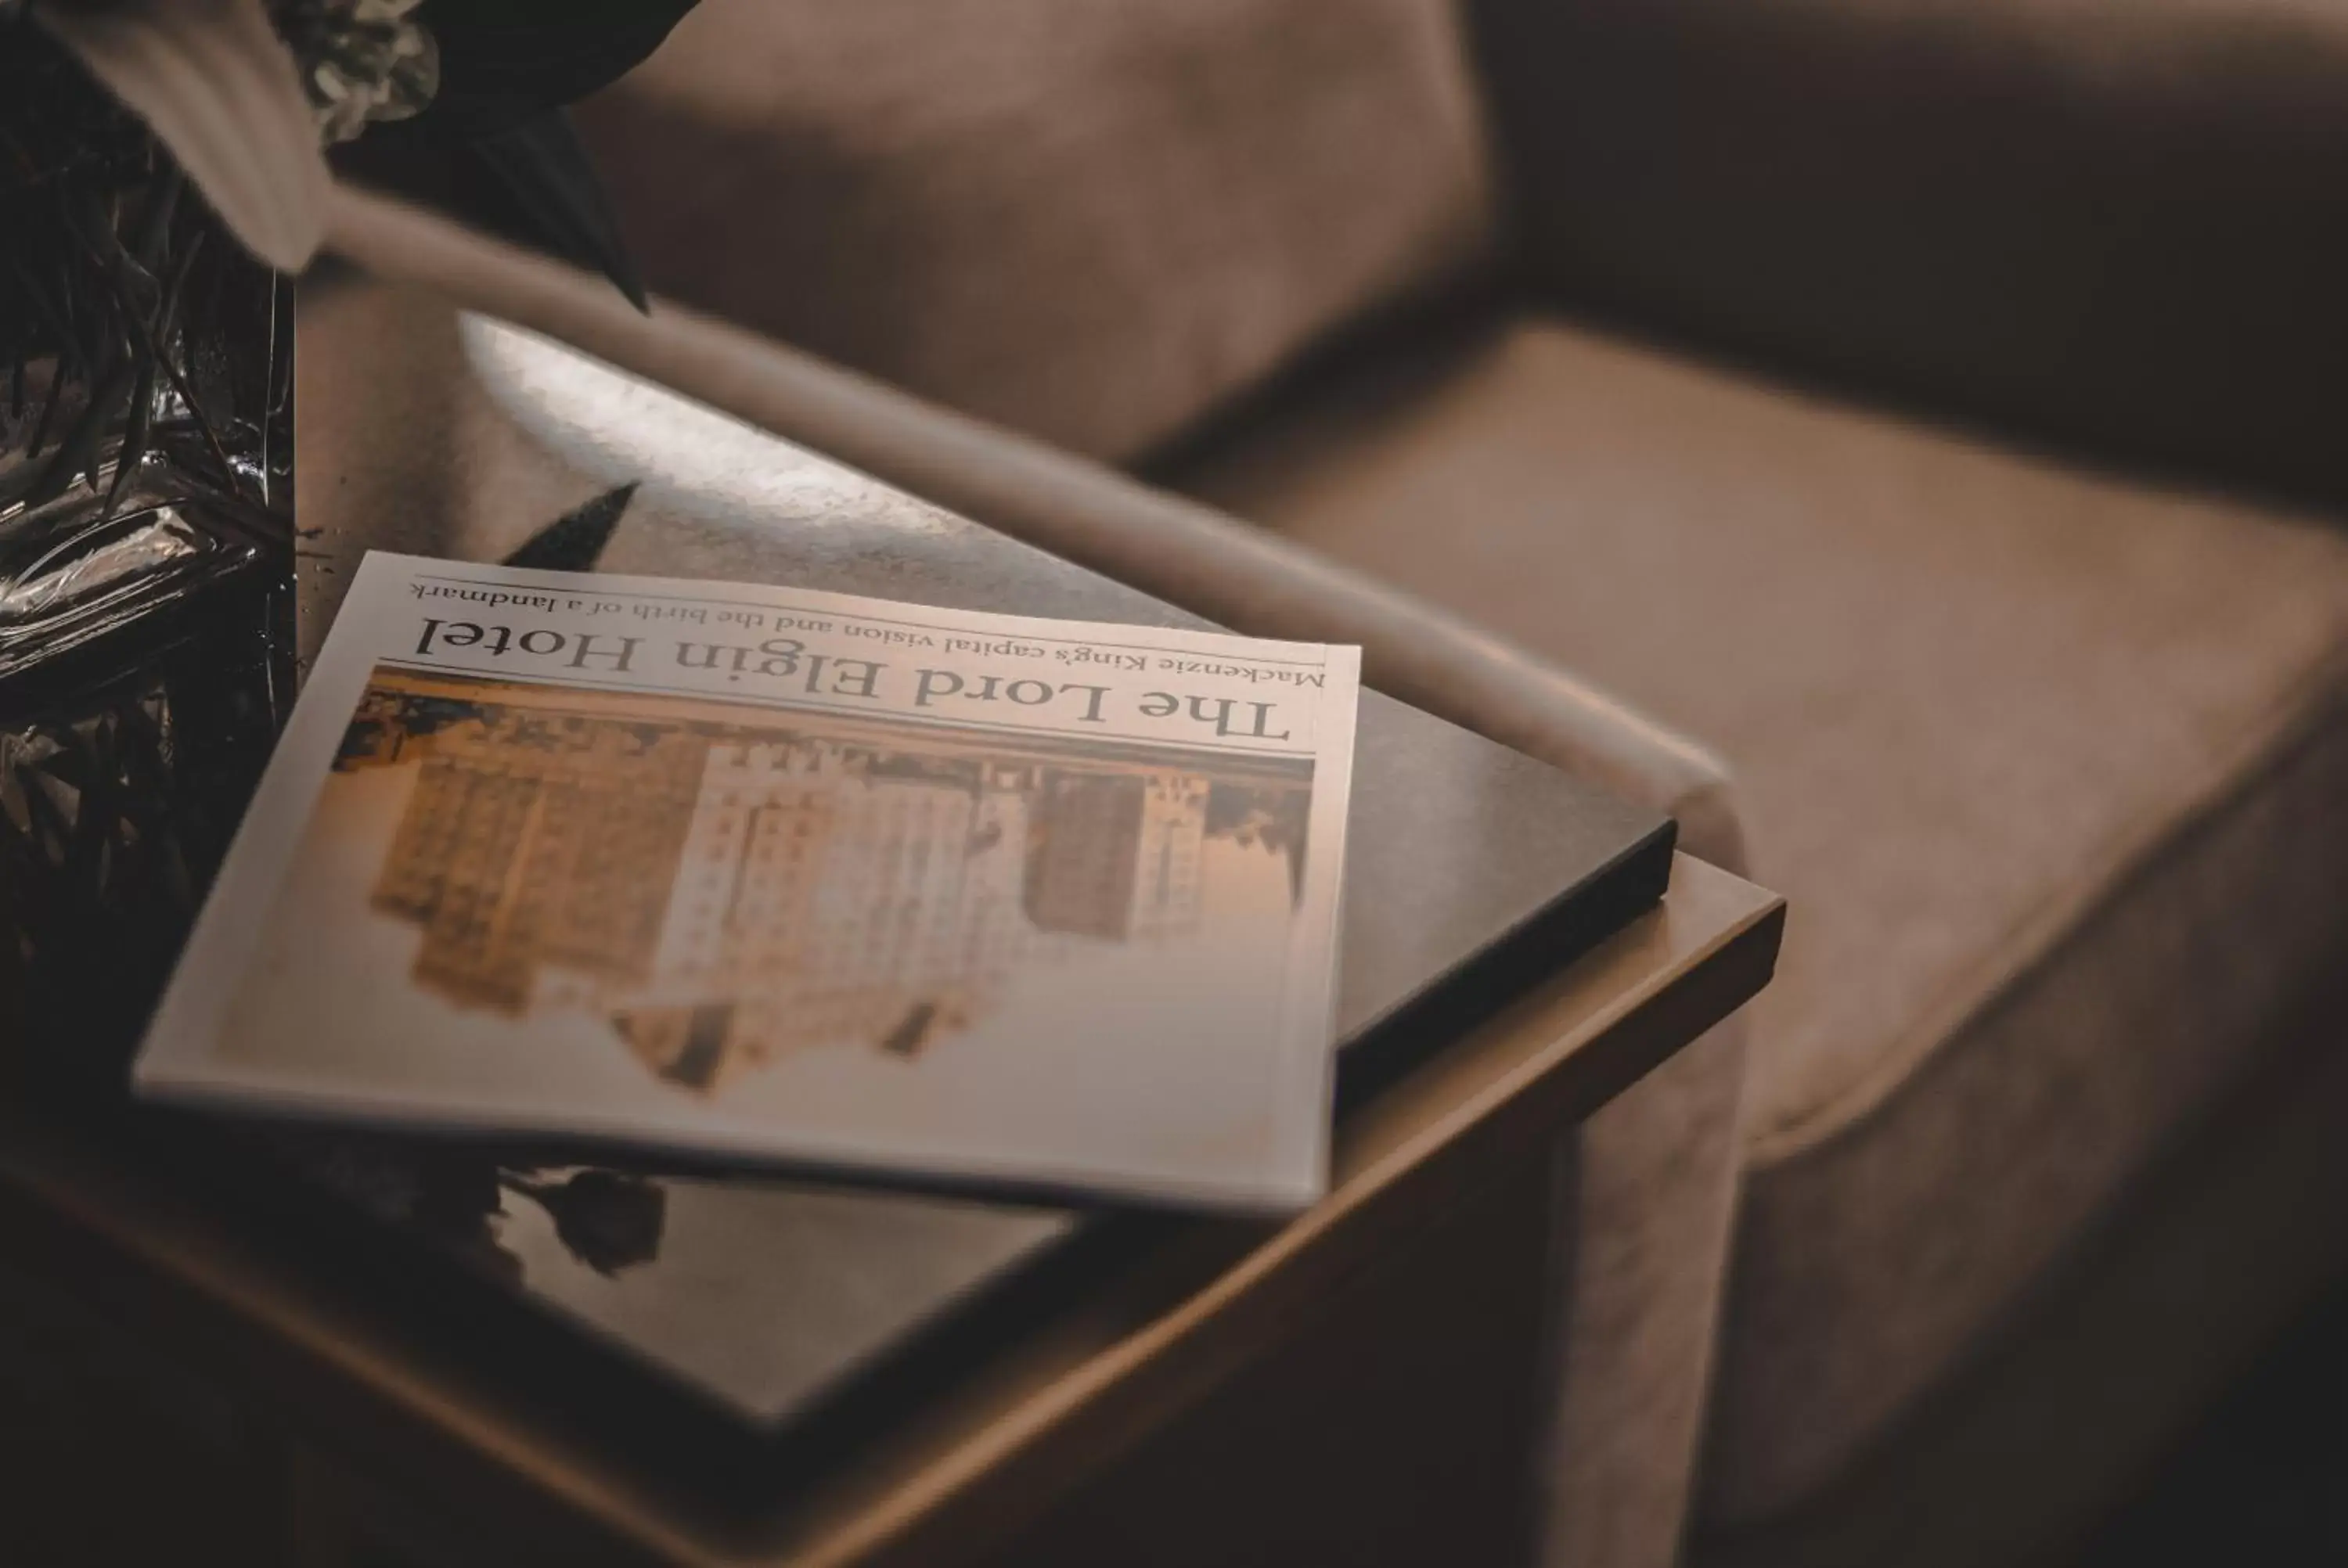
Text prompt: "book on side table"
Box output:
[[136, 552, 1362, 1214]]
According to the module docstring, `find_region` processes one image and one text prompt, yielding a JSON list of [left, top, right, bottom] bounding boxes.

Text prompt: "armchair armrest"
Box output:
[[325, 185, 1747, 875]]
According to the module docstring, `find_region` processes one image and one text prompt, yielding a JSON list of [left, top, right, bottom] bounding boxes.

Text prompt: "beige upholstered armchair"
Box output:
[[322, 0, 2348, 1560]]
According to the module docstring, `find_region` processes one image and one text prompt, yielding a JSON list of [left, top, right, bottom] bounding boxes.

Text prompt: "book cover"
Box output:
[[135, 553, 1360, 1212]]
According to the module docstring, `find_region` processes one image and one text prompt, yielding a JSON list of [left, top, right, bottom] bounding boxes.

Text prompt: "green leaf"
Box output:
[[504, 482, 637, 570], [469, 109, 649, 310], [411, 0, 701, 138], [330, 1, 699, 307]]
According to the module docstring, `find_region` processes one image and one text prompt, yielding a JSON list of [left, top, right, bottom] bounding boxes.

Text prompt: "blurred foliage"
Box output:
[[0, 32, 254, 515], [409, 0, 702, 138], [348, 0, 703, 307]]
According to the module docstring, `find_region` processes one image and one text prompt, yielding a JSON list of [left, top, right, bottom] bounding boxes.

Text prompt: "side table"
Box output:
[[0, 264, 1782, 1568]]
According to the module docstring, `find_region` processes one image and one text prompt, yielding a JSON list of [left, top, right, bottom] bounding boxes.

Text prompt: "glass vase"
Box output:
[[1, 31, 295, 1070]]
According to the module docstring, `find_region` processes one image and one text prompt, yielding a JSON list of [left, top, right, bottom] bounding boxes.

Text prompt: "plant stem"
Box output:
[[14, 358, 131, 509]]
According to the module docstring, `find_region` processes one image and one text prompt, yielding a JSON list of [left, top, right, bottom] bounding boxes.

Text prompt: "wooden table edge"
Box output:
[[0, 854, 1783, 1566]]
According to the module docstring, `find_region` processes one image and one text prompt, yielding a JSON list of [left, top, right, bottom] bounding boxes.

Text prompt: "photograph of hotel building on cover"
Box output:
[[328, 667, 1313, 1099]]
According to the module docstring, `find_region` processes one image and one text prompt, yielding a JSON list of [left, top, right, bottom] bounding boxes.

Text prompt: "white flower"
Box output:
[[29, 0, 329, 270], [282, 0, 441, 145]]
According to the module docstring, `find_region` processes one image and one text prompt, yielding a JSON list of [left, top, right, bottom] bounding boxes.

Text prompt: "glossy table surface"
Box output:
[[278, 277, 1677, 1445]]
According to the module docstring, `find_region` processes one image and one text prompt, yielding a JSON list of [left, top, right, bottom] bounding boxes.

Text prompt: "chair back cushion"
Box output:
[[578, 0, 1498, 462], [1470, 0, 2348, 506]]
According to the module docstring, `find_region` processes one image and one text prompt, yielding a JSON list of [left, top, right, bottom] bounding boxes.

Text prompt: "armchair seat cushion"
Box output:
[[1172, 315, 2348, 1524]]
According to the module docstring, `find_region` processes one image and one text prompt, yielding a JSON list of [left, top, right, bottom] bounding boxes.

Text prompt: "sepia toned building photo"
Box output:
[[337, 670, 1307, 1095]]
